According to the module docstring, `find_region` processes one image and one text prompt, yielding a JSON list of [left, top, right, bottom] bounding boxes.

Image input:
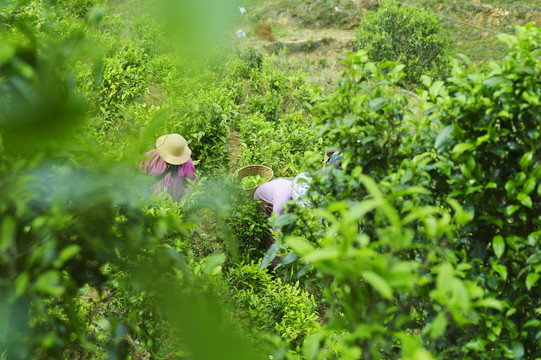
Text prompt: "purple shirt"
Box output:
[[140, 149, 197, 202], [253, 179, 292, 215]]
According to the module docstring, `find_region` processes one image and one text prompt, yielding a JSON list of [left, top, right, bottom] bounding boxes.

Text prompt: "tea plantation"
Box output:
[[1, 0, 540, 359]]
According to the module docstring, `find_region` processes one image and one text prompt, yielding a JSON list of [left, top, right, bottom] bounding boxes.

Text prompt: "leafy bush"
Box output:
[[97, 44, 150, 119], [278, 52, 458, 358], [307, 50, 430, 207], [233, 47, 264, 79], [57, 0, 105, 18], [0, 3, 256, 359], [420, 23, 541, 358], [355, 0, 453, 86], [277, 23, 541, 360], [226, 192, 272, 260], [76, 41, 152, 150], [227, 261, 321, 352], [164, 86, 235, 172], [8, 0, 541, 358]]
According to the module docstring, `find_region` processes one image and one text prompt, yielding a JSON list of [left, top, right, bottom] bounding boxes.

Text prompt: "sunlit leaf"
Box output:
[[492, 236, 505, 259], [363, 271, 393, 299], [526, 273, 540, 291], [260, 242, 281, 269]]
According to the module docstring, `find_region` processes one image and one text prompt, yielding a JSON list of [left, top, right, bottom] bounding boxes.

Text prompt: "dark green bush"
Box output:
[[0, 3, 256, 358], [421, 23, 541, 358], [309, 50, 428, 206], [355, 0, 453, 86], [281, 50, 458, 359], [279, 23, 541, 360], [226, 192, 272, 260], [236, 47, 264, 79]]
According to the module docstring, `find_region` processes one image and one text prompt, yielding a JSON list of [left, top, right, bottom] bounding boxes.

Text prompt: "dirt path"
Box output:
[[264, 28, 356, 65], [227, 130, 243, 173], [236, 0, 541, 64]]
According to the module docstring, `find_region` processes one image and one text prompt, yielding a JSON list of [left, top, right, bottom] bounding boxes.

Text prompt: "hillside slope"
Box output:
[[233, 0, 541, 69]]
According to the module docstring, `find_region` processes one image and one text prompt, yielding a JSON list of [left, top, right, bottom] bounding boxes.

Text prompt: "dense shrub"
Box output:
[[222, 53, 323, 176], [6, 0, 541, 358], [0, 3, 256, 359], [281, 50, 457, 359], [235, 110, 323, 177], [355, 0, 453, 86], [76, 42, 152, 150], [227, 261, 321, 353], [57, 0, 105, 18], [164, 86, 236, 172], [421, 23, 541, 358], [279, 24, 541, 360], [226, 192, 272, 260], [97, 45, 150, 119]]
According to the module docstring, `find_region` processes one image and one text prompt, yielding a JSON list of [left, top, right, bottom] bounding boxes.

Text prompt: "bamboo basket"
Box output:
[[237, 164, 274, 197]]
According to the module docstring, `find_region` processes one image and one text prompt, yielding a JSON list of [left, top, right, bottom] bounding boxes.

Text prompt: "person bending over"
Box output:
[[141, 133, 197, 202]]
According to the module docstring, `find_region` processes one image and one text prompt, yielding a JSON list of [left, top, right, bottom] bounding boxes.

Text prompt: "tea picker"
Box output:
[[140, 134, 198, 203]]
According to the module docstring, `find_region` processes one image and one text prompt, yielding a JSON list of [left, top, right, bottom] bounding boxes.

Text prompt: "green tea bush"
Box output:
[[76, 41, 152, 149], [278, 52, 459, 358], [355, 0, 453, 86], [277, 23, 541, 360], [420, 23, 541, 358], [165, 86, 236, 171], [308, 50, 428, 206], [0, 1, 46, 33], [97, 44, 150, 119], [231, 47, 264, 79], [57, 0, 105, 18], [225, 189, 273, 260], [0, 3, 257, 359], [226, 54, 310, 123], [220, 51, 321, 175], [0, 161, 178, 358], [236, 110, 322, 177], [227, 261, 321, 353]]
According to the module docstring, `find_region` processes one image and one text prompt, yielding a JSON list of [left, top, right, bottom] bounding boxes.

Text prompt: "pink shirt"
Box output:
[[140, 149, 197, 202], [253, 179, 292, 215]]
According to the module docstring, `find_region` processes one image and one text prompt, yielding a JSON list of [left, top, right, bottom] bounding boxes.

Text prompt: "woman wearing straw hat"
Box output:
[[141, 134, 197, 202]]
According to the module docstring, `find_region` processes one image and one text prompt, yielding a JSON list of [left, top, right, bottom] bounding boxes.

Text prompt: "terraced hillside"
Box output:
[[233, 0, 541, 70]]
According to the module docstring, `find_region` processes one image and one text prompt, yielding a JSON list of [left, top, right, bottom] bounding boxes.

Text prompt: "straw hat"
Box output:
[[156, 134, 191, 165]]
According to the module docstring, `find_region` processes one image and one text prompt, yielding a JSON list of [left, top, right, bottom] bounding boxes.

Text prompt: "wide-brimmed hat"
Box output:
[[291, 172, 313, 207], [156, 134, 191, 165]]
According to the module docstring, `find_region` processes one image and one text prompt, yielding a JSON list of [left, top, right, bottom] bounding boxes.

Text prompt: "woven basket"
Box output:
[[237, 164, 274, 197]]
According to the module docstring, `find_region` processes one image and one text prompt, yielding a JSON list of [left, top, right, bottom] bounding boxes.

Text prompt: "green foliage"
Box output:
[[233, 110, 323, 176], [279, 23, 541, 360], [0, 2, 257, 359], [236, 47, 264, 78], [5, 0, 541, 358], [355, 0, 453, 86], [0, 160, 177, 358], [56, 0, 105, 18], [164, 86, 234, 172], [419, 23, 541, 358], [221, 51, 325, 176], [227, 261, 321, 352], [223, 187, 272, 260], [241, 174, 268, 189], [311, 51, 423, 194], [81, 43, 150, 129]]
